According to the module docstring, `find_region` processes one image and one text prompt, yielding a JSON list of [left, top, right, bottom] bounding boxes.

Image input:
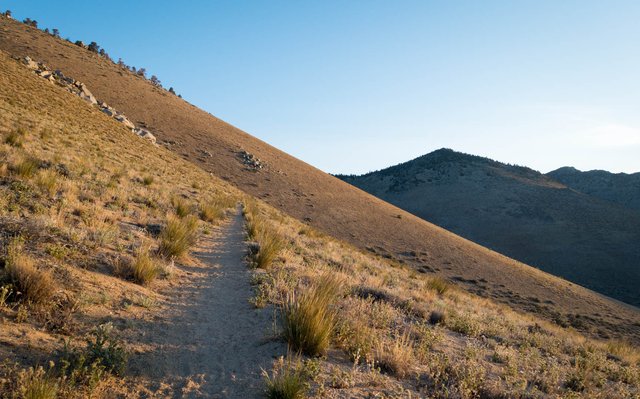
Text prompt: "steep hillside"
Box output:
[[548, 166, 640, 211], [1, 48, 639, 397], [1, 16, 639, 344], [338, 149, 640, 307]]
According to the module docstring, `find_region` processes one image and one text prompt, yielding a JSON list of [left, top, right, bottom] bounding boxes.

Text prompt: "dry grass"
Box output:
[[426, 276, 450, 295], [3, 238, 55, 305], [199, 200, 225, 223], [35, 169, 59, 196], [263, 356, 308, 399], [374, 333, 415, 378], [126, 246, 159, 285], [10, 156, 39, 178], [157, 215, 199, 259], [282, 274, 342, 356], [171, 196, 192, 217], [15, 366, 58, 399], [245, 213, 284, 269]]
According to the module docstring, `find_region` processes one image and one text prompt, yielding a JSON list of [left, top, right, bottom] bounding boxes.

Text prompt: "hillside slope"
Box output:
[[1, 50, 639, 397], [548, 166, 640, 211], [338, 149, 640, 307], [1, 16, 639, 342]]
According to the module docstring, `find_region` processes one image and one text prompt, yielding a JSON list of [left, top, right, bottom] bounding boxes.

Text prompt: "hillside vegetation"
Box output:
[[338, 148, 640, 307], [548, 166, 640, 211], [2, 16, 639, 345]]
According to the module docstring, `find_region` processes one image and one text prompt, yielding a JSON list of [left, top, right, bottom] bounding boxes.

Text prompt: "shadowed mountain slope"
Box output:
[[338, 148, 640, 307], [548, 166, 640, 211], [2, 18, 639, 341]]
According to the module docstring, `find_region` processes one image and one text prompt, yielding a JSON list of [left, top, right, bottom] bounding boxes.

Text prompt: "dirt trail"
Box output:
[[130, 212, 285, 398]]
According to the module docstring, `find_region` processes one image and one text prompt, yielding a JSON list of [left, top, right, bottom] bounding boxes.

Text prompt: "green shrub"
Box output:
[[263, 356, 308, 399], [157, 215, 199, 258], [282, 274, 342, 356], [61, 323, 128, 381], [3, 238, 55, 305], [142, 176, 154, 186]]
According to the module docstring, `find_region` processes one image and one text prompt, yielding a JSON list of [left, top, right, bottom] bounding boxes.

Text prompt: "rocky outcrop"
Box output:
[[19, 56, 157, 146]]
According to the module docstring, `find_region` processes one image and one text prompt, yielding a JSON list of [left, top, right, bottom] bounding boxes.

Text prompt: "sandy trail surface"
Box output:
[[130, 212, 285, 398]]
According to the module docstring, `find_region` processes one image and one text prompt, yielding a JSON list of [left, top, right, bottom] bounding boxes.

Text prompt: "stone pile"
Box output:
[[238, 150, 265, 171], [20, 56, 157, 145]]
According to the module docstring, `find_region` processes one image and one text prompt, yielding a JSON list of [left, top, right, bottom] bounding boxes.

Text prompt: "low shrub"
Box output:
[[157, 215, 199, 258]]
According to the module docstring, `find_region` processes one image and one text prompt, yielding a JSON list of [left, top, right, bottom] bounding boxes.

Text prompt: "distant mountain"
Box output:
[[338, 148, 640, 307], [548, 166, 640, 211]]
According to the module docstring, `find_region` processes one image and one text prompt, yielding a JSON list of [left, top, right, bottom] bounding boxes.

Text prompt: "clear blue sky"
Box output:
[[4, 1, 640, 174]]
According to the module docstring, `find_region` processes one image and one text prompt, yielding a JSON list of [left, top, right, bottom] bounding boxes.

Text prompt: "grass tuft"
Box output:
[[263, 356, 308, 399], [157, 215, 199, 259], [200, 200, 225, 223], [16, 366, 58, 399], [282, 274, 342, 356], [3, 238, 55, 305], [11, 157, 39, 178], [171, 196, 191, 217], [374, 333, 415, 378], [130, 246, 158, 285], [426, 276, 450, 295]]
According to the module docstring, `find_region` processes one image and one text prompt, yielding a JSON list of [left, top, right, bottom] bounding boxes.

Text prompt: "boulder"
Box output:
[[115, 114, 135, 129], [23, 56, 38, 70], [134, 128, 157, 144], [79, 89, 97, 105]]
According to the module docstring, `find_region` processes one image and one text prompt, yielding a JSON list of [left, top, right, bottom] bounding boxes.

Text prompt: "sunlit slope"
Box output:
[[2, 18, 638, 342]]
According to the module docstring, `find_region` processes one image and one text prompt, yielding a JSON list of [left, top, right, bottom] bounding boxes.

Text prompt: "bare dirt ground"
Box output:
[[129, 212, 285, 398]]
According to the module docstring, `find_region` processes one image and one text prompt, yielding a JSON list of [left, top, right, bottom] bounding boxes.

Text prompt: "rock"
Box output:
[[134, 128, 156, 144], [101, 107, 116, 117], [79, 89, 97, 105], [37, 70, 53, 79], [115, 114, 135, 129], [23, 56, 38, 70]]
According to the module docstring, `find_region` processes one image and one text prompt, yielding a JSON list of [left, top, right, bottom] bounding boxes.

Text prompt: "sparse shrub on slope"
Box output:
[[282, 274, 343, 356], [157, 215, 199, 259]]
